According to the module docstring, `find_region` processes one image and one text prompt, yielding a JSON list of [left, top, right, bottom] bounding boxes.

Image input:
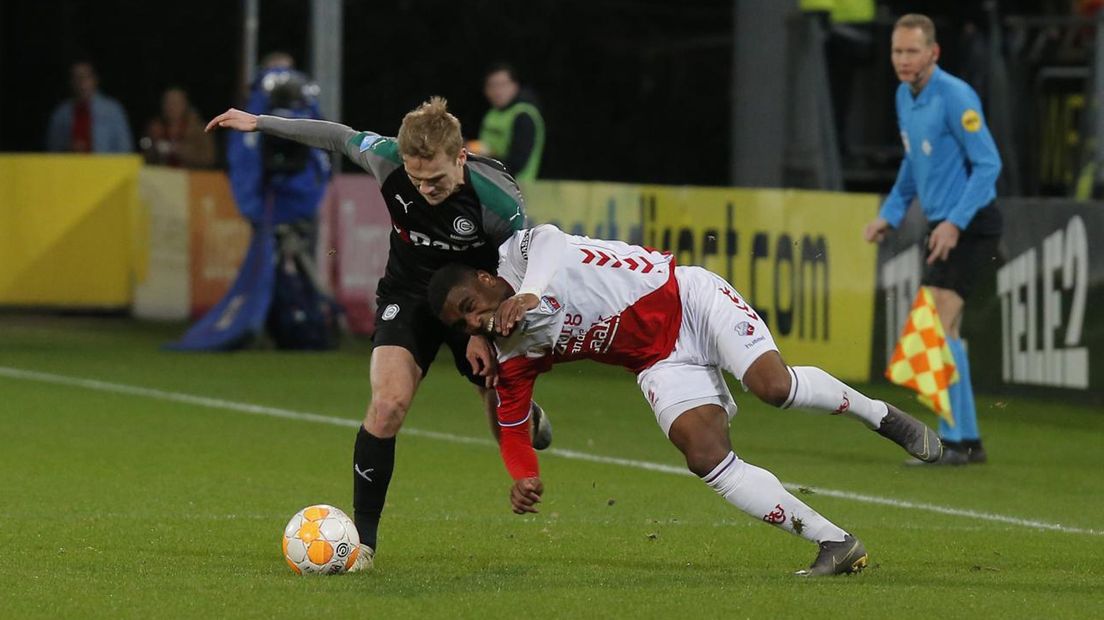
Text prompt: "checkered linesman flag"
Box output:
[[885, 286, 959, 425]]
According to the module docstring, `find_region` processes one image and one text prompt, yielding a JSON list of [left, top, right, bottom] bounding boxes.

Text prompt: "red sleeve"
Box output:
[[496, 355, 552, 480]]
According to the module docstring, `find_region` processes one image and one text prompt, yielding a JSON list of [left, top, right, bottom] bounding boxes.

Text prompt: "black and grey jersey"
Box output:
[[255, 116, 527, 298]]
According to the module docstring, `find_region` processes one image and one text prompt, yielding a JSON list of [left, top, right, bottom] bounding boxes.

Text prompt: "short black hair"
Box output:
[[484, 62, 518, 82], [427, 263, 480, 318]]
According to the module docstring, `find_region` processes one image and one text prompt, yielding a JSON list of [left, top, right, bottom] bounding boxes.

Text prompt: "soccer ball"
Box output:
[[281, 504, 360, 575]]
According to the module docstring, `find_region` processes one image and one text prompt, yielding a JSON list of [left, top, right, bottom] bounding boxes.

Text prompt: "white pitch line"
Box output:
[[1, 365, 1099, 537]]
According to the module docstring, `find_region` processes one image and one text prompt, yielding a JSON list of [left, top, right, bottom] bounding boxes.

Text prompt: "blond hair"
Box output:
[[397, 96, 463, 159], [895, 13, 936, 46]]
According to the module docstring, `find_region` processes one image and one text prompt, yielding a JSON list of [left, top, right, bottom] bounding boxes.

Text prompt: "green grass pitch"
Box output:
[[1, 316, 1101, 618]]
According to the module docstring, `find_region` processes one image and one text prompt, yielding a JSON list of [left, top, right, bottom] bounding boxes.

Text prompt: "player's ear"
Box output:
[[456, 147, 467, 167], [931, 42, 941, 63]]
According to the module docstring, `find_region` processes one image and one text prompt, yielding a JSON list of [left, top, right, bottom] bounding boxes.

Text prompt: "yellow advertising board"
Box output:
[[0, 155, 142, 307], [527, 182, 880, 381]]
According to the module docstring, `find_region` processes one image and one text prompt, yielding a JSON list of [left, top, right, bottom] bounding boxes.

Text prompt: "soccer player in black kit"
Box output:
[[207, 97, 551, 570]]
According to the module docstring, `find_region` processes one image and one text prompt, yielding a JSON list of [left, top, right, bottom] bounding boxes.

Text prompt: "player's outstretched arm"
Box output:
[[206, 108, 259, 133], [206, 107, 356, 154]]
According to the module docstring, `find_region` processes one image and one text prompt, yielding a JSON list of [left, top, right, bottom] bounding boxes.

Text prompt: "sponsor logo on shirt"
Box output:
[[555, 313, 621, 356], [394, 223, 487, 252], [359, 134, 383, 152], [520, 229, 532, 260], [961, 109, 981, 133]]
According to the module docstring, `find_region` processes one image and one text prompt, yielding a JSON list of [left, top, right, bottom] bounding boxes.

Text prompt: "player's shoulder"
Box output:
[[466, 155, 525, 223], [349, 132, 401, 163], [933, 67, 981, 106]]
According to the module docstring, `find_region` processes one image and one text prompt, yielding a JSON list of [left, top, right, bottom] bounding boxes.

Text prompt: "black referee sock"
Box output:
[[352, 427, 396, 550]]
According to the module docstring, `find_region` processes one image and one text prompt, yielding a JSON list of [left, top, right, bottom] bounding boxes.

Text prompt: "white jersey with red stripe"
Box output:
[[491, 226, 682, 479], [496, 227, 681, 372]]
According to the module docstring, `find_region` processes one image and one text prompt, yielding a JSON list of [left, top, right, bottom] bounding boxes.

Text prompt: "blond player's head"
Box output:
[[397, 97, 467, 205]]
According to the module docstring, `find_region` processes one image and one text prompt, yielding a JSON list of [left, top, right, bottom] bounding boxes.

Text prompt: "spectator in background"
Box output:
[[469, 63, 545, 181], [46, 61, 133, 153], [140, 87, 215, 168], [864, 14, 1002, 466]]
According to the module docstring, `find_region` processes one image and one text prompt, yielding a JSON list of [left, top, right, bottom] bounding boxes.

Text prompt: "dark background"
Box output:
[[0, 0, 1068, 187], [0, 0, 732, 185]]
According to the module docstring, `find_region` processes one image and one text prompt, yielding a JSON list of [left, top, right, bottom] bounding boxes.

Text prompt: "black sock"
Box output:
[[961, 439, 982, 450], [352, 427, 396, 550], [942, 440, 964, 452]]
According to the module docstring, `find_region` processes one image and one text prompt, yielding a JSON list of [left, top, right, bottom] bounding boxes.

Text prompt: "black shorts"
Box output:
[[922, 203, 1002, 300], [372, 295, 482, 386]]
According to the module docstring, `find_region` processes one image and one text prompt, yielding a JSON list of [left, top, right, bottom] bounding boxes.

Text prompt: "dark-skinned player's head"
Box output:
[[428, 263, 512, 335], [397, 97, 467, 206]]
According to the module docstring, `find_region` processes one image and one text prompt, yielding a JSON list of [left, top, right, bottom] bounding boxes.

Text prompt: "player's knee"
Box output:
[[742, 352, 792, 408], [684, 442, 731, 478], [367, 395, 410, 435], [748, 371, 792, 408]]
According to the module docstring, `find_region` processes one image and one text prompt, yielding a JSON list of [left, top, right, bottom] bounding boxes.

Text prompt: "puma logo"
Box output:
[[395, 194, 414, 214]]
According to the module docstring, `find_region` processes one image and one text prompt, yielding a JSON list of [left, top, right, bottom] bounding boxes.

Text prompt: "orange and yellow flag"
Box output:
[[885, 287, 958, 425]]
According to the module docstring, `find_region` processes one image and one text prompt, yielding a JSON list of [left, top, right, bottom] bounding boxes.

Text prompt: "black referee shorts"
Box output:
[[922, 203, 1002, 300], [371, 294, 483, 387]]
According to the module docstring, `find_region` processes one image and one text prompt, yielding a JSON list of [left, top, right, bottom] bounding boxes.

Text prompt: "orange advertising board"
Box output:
[[187, 171, 251, 318]]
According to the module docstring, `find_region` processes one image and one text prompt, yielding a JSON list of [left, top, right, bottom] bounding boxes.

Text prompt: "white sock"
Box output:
[[783, 366, 888, 429], [701, 451, 848, 544]]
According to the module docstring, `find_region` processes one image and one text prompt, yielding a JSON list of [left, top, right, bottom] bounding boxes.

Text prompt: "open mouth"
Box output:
[[484, 315, 496, 335]]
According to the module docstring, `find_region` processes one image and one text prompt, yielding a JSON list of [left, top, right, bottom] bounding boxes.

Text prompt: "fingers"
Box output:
[[510, 490, 539, 514], [510, 479, 543, 514], [926, 240, 950, 265], [205, 109, 238, 133], [494, 294, 539, 336]]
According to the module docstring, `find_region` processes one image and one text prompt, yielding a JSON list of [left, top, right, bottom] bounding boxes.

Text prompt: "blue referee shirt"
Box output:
[[880, 65, 1001, 231]]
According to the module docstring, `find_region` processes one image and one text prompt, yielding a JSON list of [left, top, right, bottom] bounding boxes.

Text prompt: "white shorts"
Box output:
[[637, 266, 779, 436]]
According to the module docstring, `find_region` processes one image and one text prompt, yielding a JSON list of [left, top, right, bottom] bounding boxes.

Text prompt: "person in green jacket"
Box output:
[[471, 63, 545, 182]]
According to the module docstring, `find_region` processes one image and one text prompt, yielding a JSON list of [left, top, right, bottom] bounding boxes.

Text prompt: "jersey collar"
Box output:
[[912, 65, 943, 106]]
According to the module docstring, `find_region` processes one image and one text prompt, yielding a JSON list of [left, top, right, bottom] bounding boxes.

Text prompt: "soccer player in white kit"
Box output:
[[427, 224, 942, 576]]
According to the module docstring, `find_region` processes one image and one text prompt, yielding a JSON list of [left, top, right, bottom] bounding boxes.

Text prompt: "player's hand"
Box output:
[[205, 108, 259, 133], [510, 477, 543, 514], [926, 221, 960, 265], [494, 293, 539, 337], [863, 217, 890, 243], [466, 334, 499, 388]]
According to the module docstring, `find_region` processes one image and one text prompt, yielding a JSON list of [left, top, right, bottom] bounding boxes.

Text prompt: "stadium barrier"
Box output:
[[524, 181, 880, 382], [875, 199, 1103, 403], [0, 155, 143, 307], [2, 158, 1098, 400]]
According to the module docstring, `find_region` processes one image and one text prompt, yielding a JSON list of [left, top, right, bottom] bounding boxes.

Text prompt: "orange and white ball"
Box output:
[[282, 504, 360, 575]]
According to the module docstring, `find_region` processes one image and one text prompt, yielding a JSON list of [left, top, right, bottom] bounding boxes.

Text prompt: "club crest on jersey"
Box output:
[[381, 304, 400, 321], [537, 296, 561, 315], [735, 321, 755, 336], [453, 216, 476, 236]]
